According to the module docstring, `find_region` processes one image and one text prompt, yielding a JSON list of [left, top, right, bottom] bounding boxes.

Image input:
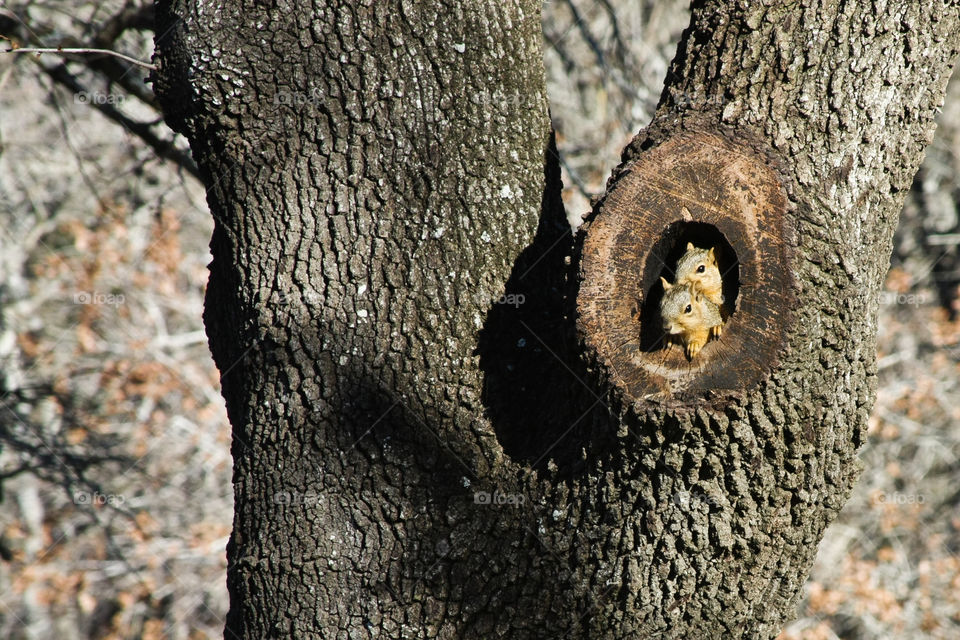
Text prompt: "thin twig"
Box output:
[[38, 61, 200, 179], [6, 46, 157, 71]]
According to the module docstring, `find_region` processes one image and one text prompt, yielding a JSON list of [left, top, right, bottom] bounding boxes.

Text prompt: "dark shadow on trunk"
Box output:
[[477, 132, 609, 474]]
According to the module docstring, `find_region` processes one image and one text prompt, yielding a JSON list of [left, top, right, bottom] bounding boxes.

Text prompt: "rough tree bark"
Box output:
[[152, 1, 960, 638]]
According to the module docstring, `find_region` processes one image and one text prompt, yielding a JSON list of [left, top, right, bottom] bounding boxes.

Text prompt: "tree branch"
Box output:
[[39, 60, 200, 179], [6, 46, 157, 70]]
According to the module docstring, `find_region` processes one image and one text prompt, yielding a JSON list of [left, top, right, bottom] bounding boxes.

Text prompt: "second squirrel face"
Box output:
[[674, 243, 724, 306]]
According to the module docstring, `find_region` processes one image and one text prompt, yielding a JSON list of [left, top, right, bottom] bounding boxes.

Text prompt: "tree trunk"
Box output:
[[152, 1, 960, 638]]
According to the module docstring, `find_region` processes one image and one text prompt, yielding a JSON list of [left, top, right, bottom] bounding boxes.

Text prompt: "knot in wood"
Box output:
[[576, 129, 794, 403]]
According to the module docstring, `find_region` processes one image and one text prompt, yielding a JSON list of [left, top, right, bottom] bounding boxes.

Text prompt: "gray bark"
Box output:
[[152, 1, 960, 638]]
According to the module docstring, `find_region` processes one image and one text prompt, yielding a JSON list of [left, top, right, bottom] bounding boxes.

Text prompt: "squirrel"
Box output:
[[674, 243, 724, 307], [673, 243, 727, 339], [659, 278, 724, 358]]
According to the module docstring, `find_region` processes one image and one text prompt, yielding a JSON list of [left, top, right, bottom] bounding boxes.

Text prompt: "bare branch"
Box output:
[[39, 61, 200, 179], [6, 46, 157, 70]]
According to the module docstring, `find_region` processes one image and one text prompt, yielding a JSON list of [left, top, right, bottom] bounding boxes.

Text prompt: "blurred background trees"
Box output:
[[1, 1, 959, 638]]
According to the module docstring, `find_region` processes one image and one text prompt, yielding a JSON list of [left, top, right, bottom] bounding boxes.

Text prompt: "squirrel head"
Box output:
[[660, 278, 711, 335], [677, 243, 717, 273], [674, 243, 723, 304]]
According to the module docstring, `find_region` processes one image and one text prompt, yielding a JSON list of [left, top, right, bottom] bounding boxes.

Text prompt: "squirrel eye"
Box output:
[[684, 304, 692, 313], [697, 265, 705, 273]]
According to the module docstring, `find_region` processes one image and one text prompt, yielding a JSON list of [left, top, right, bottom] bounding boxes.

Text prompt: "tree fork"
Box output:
[[150, 0, 960, 638]]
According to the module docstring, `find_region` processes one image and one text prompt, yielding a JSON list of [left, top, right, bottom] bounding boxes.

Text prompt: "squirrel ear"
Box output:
[[686, 242, 695, 251], [660, 277, 672, 290], [707, 246, 716, 259]]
